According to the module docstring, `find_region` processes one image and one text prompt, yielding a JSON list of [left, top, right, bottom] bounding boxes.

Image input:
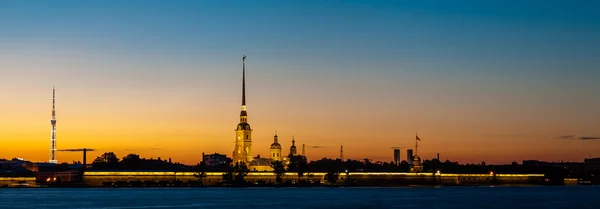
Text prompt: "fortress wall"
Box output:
[[0, 177, 37, 187], [83, 172, 546, 187], [564, 178, 578, 186], [83, 172, 324, 186]]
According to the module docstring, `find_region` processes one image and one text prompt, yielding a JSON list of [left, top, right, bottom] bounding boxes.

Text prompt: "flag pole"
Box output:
[[415, 133, 418, 157]]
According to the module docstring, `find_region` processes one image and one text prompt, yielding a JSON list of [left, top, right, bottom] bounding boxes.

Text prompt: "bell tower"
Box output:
[[270, 132, 282, 161], [233, 55, 253, 164]]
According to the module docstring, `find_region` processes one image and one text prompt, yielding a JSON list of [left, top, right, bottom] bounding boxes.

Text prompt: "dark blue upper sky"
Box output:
[[4, 0, 597, 97], [3, 0, 598, 74]]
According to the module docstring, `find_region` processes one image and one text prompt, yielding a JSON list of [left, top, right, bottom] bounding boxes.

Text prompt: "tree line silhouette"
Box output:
[[91, 152, 187, 170]]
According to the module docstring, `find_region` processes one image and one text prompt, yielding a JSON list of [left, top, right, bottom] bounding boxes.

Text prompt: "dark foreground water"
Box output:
[[0, 186, 598, 209]]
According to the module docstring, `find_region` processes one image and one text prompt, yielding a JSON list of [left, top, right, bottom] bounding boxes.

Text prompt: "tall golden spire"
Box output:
[[233, 55, 253, 164], [242, 55, 246, 108], [240, 55, 248, 123]]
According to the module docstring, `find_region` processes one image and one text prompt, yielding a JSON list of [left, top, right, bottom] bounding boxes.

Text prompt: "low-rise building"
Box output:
[[202, 153, 230, 167]]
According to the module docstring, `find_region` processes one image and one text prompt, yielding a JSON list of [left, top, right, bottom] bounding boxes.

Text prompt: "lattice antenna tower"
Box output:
[[49, 87, 57, 163]]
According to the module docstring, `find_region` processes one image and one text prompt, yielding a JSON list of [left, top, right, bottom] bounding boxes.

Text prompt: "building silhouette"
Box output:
[[407, 149, 413, 165], [202, 153, 229, 167], [393, 149, 400, 166]]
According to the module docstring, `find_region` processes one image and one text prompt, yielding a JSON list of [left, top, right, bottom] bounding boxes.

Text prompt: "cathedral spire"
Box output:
[[242, 55, 246, 108], [234, 55, 252, 164], [240, 55, 248, 123]]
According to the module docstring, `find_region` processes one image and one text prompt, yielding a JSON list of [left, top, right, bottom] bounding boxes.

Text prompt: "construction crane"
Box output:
[[58, 148, 96, 170]]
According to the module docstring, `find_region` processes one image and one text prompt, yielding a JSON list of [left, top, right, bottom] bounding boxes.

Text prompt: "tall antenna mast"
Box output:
[[340, 145, 344, 161], [49, 87, 57, 163]]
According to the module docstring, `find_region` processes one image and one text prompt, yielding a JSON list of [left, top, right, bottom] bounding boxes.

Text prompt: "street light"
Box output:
[[345, 170, 349, 186]]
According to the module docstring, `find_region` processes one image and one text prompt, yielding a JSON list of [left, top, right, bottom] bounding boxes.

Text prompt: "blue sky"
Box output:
[[2, 0, 598, 75], [1, 0, 599, 163]]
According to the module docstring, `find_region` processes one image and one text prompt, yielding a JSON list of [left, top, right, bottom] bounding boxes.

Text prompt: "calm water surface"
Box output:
[[0, 186, 597, 209]]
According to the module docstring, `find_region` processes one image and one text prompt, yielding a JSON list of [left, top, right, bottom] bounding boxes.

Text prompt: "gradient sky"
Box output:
[[1, 0, 599, 165]]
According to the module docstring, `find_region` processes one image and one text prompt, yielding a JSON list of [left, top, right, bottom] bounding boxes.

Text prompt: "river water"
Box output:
[[0, 186, 597, 208]]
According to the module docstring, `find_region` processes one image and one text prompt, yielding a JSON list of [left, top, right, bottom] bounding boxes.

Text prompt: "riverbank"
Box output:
[[3, 171, 591, 188], [82, 171, 550, 187]]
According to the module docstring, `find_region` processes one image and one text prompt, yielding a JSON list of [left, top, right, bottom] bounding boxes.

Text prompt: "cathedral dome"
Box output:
[[271, 134, 281, 149], [413, 155, 421, 162], [270, 142, 281, 149]]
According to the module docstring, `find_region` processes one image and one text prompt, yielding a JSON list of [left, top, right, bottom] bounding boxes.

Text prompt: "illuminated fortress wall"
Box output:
[[82, 172, 545, 186], [0, 177, 36, 187]]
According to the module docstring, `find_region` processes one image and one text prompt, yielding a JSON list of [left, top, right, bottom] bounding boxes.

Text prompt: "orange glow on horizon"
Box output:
[[2, 68, 599, 165]]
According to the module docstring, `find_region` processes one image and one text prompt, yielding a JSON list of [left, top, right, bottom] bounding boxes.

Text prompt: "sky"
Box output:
[[1, 0, 599, 165]]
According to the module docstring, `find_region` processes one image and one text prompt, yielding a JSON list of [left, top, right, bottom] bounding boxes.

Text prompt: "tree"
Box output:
[[92, 152, 120, 169], [93, 152, 119, 164], [271, 161, 286, 185], [297, 157, 308, 183], [122, 153, 140, 162], [222, 163, 234, 186], [325, 169, 339, 185], [121, 153, 141, 169], [194, 161, 208, 186], [233, 162, 250, 186]]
